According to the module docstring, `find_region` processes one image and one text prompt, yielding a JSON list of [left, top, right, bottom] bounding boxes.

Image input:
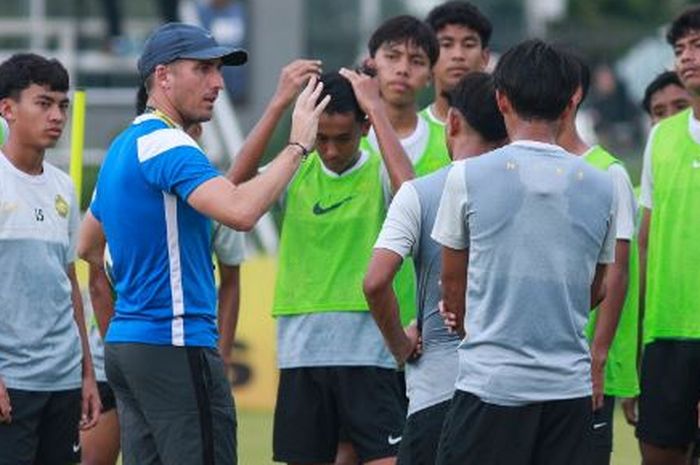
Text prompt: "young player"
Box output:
[[264, 69, 413, 465], [557, 54, 638, 465], [637, 7, 700, 465], [423, 1, 492, 125], [364, 15, 443, 179], [363, 71, 506, 465], [432, 40, 616, 465], [0, 53, 100, 464], [641, 70, 691, 124]]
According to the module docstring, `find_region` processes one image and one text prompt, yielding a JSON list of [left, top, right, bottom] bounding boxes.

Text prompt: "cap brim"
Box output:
[[180, 46, 248, 66]]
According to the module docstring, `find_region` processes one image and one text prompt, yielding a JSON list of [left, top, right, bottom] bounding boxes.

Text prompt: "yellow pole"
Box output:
[[69, 89, 86, 204]]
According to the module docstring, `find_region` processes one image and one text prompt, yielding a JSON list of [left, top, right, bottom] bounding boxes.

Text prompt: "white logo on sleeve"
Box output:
[[388, 435, 402, 445], [592, 422, 607, 430], [72, 442, 81, 453]]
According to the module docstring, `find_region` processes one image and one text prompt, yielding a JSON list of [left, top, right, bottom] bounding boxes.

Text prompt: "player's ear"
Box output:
[[447, 107, 461, 138], [0, 98, 15, 123], [496, 89, 511, 116], [154, 63, 172, 91]]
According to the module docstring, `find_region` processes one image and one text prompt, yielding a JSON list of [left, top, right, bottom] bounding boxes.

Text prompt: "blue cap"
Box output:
[[137, 22, 248, 79]]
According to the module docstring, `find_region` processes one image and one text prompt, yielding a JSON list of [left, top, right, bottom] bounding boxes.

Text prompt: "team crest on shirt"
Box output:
[[0, 201, 18, 214], [54, 194, 69, 218]]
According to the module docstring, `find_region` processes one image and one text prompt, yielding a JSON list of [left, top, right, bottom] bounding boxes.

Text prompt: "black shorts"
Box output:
[[589, 395, 615, 465], [97, 381, 117, 413], [436, 391, 592, 465], [273, 366, 405, 464], [397, 399, 450, 465], [0, 388, 81, 465], [637, 339, 700, 449]]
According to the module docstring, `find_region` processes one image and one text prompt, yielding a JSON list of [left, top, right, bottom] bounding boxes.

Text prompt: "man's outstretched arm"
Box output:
[[188, 76, 331, 231]]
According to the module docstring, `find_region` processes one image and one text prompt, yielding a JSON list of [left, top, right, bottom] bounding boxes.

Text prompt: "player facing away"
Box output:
[[432, 39, 617, 465], [422, 1, 492, 126], [78, 22, 330, 465], [636, 7, 700, 465], [641, 70, 691, 125], [0, 53, 100, 465], [363, 71, 506, 465], [556, 54, 638, 465]]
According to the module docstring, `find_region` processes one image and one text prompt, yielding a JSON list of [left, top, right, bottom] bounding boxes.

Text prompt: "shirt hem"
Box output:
[[407, 391, 454, 416], [455, 386, 592, 406], [4, 379, 82, 391]]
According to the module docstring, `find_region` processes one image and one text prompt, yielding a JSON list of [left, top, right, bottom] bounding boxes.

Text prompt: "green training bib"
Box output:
[[273, 151, 385, 316], [584, 145, 640, 397], [644, 109, 700, 342]]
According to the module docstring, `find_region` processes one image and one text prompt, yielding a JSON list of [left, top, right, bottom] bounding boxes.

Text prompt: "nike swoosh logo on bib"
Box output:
[[312, 196, 353, 215]]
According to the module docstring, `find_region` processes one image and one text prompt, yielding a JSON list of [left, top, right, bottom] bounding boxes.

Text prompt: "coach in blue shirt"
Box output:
[[78, 22, 329, 465]]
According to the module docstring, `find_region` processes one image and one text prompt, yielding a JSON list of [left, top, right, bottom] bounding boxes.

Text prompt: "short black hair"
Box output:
[[667, 6, 700, 46], [425, 1, 492, 47], [0, 53, 69, 100], [642, 70, 685, 114], [446, 72, 506, 142], [368, 15, 439, 67], [493, 39, 578, 121], [318, 72, 366, 122]]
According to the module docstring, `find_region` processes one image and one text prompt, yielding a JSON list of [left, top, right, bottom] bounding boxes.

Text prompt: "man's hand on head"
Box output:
[[339, 67, 383, 120], [273, 59, 323, 109], [289, 76, 331, 152]]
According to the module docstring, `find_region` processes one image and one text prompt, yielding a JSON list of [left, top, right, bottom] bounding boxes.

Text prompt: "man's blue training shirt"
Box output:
[[91, 113, 221, 347]]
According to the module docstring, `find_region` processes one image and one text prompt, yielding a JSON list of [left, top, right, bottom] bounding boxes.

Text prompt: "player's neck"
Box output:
[[385, 102, 418, 138], [505, 117, 559, 145], [431, 95, 449, 123], [452, 133, 500, 161], [2, 136, 44, 175], [557, 124, 590, 155], [691, 96, 700, 121]]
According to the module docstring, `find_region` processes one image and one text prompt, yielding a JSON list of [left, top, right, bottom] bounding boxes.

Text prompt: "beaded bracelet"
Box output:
[[288, 141, 310, 160]]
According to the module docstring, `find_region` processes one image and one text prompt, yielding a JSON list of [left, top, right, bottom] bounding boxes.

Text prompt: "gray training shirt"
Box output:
[[0, 154, 82, 391], [375, 166, 461, 416], [432, 141, 616, 406]]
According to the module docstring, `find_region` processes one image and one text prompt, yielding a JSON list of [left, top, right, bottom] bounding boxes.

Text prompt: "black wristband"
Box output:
[[288, 141, 310, 159]]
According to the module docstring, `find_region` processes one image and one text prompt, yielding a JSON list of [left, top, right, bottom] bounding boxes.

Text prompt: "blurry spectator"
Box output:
[[99, 0, 180, 54], [182, 0, 249, 102], [588, 62, 643, 154]]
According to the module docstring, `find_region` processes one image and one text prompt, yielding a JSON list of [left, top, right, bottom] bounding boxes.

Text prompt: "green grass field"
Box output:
[[235, 406, 641, 465]]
